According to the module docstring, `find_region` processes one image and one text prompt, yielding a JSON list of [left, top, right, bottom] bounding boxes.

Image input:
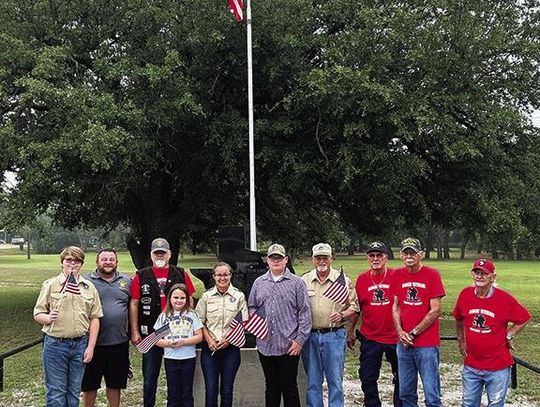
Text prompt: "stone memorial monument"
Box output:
[[191, 226, 306, 406]]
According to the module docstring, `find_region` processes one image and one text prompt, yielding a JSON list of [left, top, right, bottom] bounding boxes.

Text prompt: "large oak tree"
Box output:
[[1, 0, 540, 266]]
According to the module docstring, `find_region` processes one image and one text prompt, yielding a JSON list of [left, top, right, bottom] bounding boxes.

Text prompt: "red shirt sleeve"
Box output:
[[184, 272, 196, 296], [130, 274, 141, 299], [430, 269, 446, 299], [452, 290, 465, 320], [508, 295, 531, 325]]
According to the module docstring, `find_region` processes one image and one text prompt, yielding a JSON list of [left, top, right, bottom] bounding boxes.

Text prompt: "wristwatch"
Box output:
[[506, 333, 514, 341], [409, 329, 418, 338]]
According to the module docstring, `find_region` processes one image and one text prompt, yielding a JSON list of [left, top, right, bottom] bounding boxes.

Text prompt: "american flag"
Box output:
[[224, 311, 246, 348], [61, 271, 81, 295], [244, 307, 268, 340], [136, 323, 171, 354], [228, 0, 244, 22], [322, 269, 349, 305]]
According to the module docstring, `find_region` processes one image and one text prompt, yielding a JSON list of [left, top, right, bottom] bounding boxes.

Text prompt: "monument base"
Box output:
[[193, 348, 307, 406]]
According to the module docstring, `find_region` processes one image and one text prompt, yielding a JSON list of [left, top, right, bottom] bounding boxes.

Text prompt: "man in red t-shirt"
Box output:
[[348, 241, 402, 407], [392, 237, 445, 407], [129, 238, 196, 407], [453, 259, 531, 407]]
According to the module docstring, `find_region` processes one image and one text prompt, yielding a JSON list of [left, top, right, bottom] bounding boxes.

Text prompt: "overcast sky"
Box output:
[[532, 110, 540, 127]]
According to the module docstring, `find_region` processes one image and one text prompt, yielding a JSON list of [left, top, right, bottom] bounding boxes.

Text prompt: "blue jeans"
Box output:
[[42, 334, 88, 407], [200, 342, 241, 407], [396, 344, 441, 407], [359, 334, 402, 407], [142, 345, 164, 407], [164, 357, 196, 407], [462, 365, 511, 407], [301, 328, 346, 407]]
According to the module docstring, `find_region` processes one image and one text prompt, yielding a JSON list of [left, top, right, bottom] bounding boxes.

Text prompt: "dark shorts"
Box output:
[[81, 341, 130, 391]]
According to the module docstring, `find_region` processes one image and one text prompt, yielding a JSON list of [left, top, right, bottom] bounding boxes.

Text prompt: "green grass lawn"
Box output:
[[0, 252, 539, 405]]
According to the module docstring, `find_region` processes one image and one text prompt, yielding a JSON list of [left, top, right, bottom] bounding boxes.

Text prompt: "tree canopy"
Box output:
[[1, 0, 540, 265]]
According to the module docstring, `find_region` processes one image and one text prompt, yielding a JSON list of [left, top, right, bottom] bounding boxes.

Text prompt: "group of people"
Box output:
[[33, 236, 531, 407]]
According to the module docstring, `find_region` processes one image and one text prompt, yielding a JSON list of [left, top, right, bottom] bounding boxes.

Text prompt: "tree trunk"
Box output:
[[383, 241, 394, 260], [124, 172, 193, 270], [443, 230, 450, 259], [347, 239, 355, 256], [425, 227, 433, 260], [460, 238, 468, 260]]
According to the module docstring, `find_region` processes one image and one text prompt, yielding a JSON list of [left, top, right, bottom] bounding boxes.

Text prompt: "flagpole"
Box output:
[[246, 0, 257, 251]]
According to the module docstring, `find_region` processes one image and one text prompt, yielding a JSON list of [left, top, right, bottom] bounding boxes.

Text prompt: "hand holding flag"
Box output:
[[136, 323, 171, 353], [322, 268, 349, 305]]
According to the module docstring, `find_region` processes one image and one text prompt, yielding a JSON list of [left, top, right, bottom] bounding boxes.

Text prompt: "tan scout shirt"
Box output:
[[34, 273, 103, 338], [302, 268, 359, 329], [195, 284, 248, 342]]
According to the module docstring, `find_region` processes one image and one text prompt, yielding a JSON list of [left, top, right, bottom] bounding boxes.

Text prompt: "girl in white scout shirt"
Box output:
[[154, 283, 203, 407]]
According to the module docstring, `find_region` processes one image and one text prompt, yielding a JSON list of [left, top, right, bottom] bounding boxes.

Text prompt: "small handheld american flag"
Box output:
[[224, 311, 246, 348], [244, 306, 269, 340], [61, 271, 81, 295], [322, 269, 349, 305], [136, 323, 171, 354]]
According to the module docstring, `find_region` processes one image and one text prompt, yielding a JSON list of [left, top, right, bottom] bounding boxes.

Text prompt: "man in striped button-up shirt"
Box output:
[[248, 243, 312, 407]]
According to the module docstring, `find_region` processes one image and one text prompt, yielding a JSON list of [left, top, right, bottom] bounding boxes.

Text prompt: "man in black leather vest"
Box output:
[[129, 238, 196, 407]]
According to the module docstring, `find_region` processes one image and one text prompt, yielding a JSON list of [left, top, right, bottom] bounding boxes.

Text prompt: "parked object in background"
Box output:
[[11, 237, 24, 245]]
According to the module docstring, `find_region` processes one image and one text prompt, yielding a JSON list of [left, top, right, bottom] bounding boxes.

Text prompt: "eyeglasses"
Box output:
[[214, 274, 231, 278], [64, 258, 82, 264], [268, 256, 285, 262]]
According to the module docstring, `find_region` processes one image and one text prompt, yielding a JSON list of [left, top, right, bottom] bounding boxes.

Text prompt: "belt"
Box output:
[[311, 327, 343, 334], [46, 334, 87, 341]]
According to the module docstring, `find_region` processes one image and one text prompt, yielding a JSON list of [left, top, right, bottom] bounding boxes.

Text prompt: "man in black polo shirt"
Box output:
[[129, 238, 196, 407]]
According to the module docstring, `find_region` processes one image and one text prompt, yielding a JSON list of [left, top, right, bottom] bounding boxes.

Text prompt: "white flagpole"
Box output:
[[246, 0, 257, 251]]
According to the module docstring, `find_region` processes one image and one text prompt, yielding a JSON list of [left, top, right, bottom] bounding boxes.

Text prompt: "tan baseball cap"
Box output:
[[312, 243, 332, 257], [267, 243, 286, 257]]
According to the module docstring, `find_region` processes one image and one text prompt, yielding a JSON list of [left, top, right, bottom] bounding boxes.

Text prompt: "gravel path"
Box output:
[[339, 363, 538, 406]]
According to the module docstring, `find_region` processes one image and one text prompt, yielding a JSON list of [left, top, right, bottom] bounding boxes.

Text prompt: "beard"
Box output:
[[155, 259, 166, 268], [316, 265, 328, 273], [98, 266, 117, 274]]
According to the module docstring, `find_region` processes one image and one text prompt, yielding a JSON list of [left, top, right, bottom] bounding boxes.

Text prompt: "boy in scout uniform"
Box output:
[[34, 246, 103, 407]]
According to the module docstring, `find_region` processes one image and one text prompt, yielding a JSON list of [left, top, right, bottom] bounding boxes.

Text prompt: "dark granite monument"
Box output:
[[191, 225, 294, 300]]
